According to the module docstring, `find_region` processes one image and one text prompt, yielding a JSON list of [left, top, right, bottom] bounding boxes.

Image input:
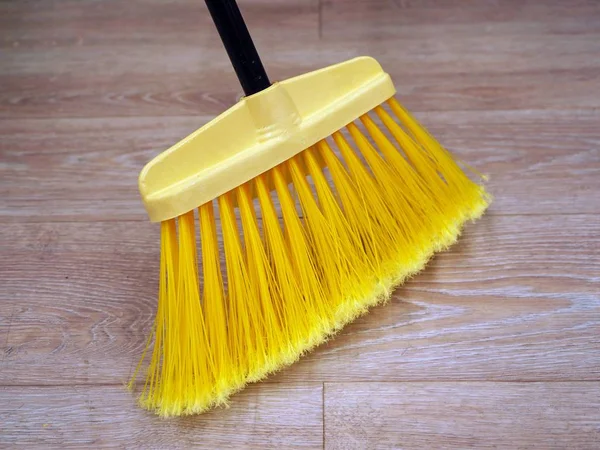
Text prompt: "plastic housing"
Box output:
[[139, 56, 395, 222]]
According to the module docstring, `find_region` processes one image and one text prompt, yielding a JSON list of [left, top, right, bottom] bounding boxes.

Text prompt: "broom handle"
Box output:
[[205, 0, 271, 96]]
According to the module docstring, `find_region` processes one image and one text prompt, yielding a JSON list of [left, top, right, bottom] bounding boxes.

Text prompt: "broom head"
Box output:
[[130, 57, 490, 416]]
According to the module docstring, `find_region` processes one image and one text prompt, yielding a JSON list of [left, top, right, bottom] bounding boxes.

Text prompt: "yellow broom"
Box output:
[[129, 0, 490, 417]]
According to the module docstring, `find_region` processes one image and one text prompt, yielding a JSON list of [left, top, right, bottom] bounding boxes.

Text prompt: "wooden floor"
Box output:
[[1, 0, 599, 448]]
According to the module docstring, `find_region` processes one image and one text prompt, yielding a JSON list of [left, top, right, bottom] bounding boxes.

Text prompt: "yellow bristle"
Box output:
[[289, 155, 352, 314], [130, 98, 490, 417], [316, 140, 382, 265], [385, 98, 489, 221], [199, 201, 232, 401], [359, 112, 457, 250], [271, 165, 330, 331], [360, 112, 445, 222], [346, 123, 433, 268], [320, 136, 403, 286], [173, 210, 215, 415], [255, 174, 315, 358], [218, 192, 257, 383], [301, 147, 378, 322], [128, 219, 177, 409], [237, 183, 286, 380]]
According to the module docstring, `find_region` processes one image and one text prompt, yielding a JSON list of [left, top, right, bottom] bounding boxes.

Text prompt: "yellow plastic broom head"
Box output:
[[130, 56, 490, 417]]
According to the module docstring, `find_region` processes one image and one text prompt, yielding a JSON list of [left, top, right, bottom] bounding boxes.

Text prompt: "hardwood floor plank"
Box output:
[[324, 382, 600, 450], [3, 68, 598, 119], [322, 0, 600, 36], [1, 109, 598, 221], [2, 1, 599, 118], [0, 383, 323, 448], [0, 0, 318, 47], [1, 215, 598, 385], [2, 0, 599, 445]]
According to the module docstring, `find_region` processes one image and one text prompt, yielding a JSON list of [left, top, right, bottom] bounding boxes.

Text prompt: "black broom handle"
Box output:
[[204, 0, 271, 96]]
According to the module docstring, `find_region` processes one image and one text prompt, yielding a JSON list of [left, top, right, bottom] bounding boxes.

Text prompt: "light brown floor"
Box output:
[[1, 0, 599, 448]]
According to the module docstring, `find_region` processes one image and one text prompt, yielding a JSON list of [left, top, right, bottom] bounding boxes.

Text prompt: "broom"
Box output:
[[129, 0, 490, 417]]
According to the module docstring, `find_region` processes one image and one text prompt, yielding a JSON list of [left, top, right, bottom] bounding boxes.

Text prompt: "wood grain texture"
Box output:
[[2, 0, 599, 118], [324, 382, 600, 450], [0, 383, 323, 448], [2, 215, 598, 386], [0, 0, 319, 119], [2, 109, 599, 221], [2, 0, 600, 447]]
